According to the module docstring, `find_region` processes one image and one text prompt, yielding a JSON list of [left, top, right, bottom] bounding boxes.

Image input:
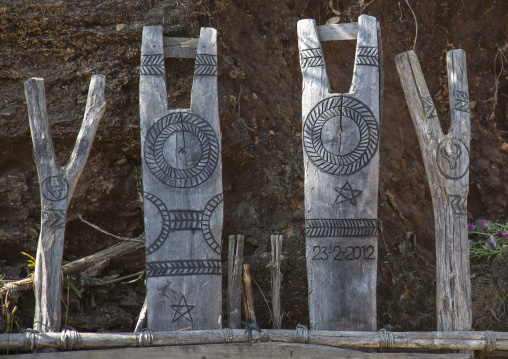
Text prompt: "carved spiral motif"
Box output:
[[303, 96, 379, 175], [144, 112, 219, 188]]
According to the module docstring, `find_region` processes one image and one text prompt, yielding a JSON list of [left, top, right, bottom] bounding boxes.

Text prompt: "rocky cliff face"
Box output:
[[1, 0, 507, 332]]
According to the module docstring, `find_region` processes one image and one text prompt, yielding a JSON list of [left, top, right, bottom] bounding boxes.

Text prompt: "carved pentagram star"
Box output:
[[170, 295, 195, 324], [334, 181, 363, 206]]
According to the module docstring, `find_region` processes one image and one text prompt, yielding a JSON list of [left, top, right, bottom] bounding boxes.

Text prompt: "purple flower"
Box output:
[[490, 235, 497, 248], [468, 223, 475, 230], [497, 230, 508, 239], [485, 242, 493, 250], [481, 220, 486, 231], [468, 239, 472, 248]]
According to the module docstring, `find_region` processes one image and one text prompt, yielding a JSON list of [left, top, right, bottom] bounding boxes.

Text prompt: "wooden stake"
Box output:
[[270, 235, 283, 329], [227, 235, 244, 329], [242, 264, 256, 323], [395, 50, 472, 331], [25, 75, 106, 332]]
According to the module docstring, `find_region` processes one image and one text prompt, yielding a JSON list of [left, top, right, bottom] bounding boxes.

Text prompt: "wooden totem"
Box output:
[[298, 15, 382, 331], [395, 50, 472, 331], [25, 75, 106, 332], [139, 27, 223, 331]]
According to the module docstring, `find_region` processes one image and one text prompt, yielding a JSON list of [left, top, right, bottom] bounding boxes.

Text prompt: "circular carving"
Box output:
[[201, 193, 224, 255], [144, 192, 171, 255], [144, 112, 219, 188], [42, 176, 68, 201], [436, 138, 469, 180], [303, 96, 379, 175]]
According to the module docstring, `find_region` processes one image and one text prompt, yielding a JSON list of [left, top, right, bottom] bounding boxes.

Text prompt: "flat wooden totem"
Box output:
[[395, 50, 472, 331], [140, 26, 223, 331], [298, 15, 382, 331], [25, 75, 106, 332]]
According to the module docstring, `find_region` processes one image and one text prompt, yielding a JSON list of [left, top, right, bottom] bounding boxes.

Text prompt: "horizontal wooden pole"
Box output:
[[317, 22, 358, 41], [1, 329, 507, 352], [0, 240, 143, 296], [163, 37, 199, 58], [2, 343, 473, 359]]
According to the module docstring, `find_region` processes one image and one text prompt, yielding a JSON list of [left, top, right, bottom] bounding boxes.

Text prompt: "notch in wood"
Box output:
[[164, 37, 199, 58]]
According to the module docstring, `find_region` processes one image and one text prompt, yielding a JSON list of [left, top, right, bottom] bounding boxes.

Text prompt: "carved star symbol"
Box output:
[[170, 295, 195, 324], [334, 181, 363, 206]]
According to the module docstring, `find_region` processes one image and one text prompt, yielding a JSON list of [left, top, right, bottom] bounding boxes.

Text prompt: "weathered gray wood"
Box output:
[[270, 234, 283, 329], [163, 37, 199, 58], [227, 234, 244, 329], [395, 50, 472, 332], [318, 22, 359, 41], [140, 26, 223, 331], [2, 329, 507, 352], [134, 296, 148, 332], [0, 343, 474, 359], [298, 15, 382, 331], [24, 75, 106, 332]]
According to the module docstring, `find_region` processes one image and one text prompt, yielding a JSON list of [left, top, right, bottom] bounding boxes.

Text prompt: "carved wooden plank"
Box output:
[[140, 26, 223, 331], [227, 234, 244, 329], [298, 14, 382, 331], [270, 234, 283, 329], [317, 23, 359, 41], [395, 50, 472, 331], [24, 75, 106, 332], [163, 37, 199, 58]]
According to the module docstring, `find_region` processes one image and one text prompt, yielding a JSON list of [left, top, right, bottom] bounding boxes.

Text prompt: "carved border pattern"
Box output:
[[450, 195, 467, 215], [144, 192, 223, 255], [141, 54, 164, 75], [421, 96, 438, 119], [356, 46, 379, 66], [146, 259, 222, 277], [144, 192, 171, 255], [303, 95, 379, 175], [306, 218, 379, 237], [144, 111, 219, 188], [42, 209, 66, 228], [455, 91, 470, 112], [300, 48, 324, 68], [201, 193, 223, 254], [194, 54, 217, 76]]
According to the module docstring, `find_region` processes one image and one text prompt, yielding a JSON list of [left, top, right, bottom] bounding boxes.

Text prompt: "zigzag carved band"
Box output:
[[306, 218, 379, 237], [146, 260, 222, 277], [141, 54, 164, 75], [194, 54, 217, 76]]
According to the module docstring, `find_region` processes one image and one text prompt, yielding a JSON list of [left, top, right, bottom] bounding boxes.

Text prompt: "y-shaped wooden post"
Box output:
[[395, 50, 472, 331], [25, 75, 106, 332]]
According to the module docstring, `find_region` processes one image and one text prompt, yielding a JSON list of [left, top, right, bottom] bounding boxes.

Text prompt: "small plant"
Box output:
[[468, 220, 508, 260], [21, 252, 36, 268], [1, 294, 18, 333]]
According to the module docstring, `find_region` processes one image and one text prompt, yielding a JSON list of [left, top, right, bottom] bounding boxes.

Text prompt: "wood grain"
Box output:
[[227, 234, 244, 328], [1, 329, 506, 352], [298, 15, 382, 331], [395, 50, 472, 331], [140, 26, 223, 331], [24, 75, 106, 332]]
